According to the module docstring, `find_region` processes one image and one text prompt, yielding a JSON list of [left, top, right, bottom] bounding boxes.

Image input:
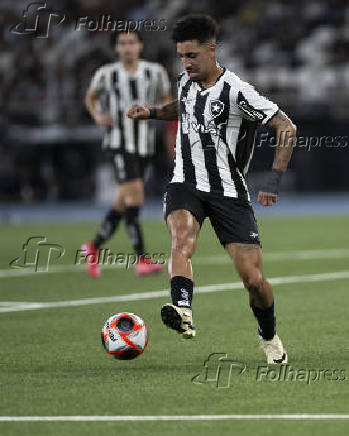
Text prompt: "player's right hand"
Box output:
[[127, 104, 150, 120], [93, 112, 115, 126]]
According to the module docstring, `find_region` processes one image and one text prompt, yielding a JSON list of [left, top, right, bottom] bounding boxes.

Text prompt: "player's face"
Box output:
[[177, 40, 216, 82], [116, 33, 143, 63]]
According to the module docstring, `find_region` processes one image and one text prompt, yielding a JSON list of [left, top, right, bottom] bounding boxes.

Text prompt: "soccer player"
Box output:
[[83, 31, 171, 277], [127, 15, 297, 364]]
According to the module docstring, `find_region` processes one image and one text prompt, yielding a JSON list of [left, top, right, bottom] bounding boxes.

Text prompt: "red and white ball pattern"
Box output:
[[101, 312, 148, 360]]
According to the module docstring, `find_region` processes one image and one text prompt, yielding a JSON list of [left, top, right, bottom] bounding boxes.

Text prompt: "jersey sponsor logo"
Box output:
[[191, 120, 225, 136], [181, 114, 227, 143], [209, 100, 224, 118]]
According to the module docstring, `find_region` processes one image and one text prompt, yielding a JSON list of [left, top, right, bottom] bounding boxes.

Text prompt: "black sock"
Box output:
[[124, 206, 145, 256], [170, 276, 193, 309], [93, 209, 122, 249], [251, 302, 275, 340]]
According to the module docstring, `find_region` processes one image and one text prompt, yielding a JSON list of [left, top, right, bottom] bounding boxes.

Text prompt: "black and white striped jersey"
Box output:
[[89, 60, 170, 156], [171, 67, 279, 199]]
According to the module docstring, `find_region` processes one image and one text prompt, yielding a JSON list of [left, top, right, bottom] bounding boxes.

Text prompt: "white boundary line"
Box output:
[[0, 270, 348, 314], [0, 263, 123, 279], [0, 414, 348, 421], [1, 248, 349, 279]]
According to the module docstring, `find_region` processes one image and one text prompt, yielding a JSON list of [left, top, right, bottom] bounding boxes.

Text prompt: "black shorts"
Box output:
[[110, 151, 151, 184], [163, 182, 260, 246]]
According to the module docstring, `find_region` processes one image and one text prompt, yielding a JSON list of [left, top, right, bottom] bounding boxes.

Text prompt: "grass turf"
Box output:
[[0, 216, 349, 435]]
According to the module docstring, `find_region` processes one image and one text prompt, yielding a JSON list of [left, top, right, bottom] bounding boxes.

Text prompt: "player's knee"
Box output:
[[124, 192, 144, 208], [122, 181, 144, 207], [243, 269, 264, 291]]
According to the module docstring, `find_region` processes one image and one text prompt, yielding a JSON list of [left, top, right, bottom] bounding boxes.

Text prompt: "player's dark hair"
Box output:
[[111, 30, 143, 46], [172, 14, 217, 44]]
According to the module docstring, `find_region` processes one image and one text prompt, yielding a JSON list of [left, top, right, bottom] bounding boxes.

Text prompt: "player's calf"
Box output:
[[250, 291, 288, 364], [93, 209, 123, 249], [240, 269, 287, 364]]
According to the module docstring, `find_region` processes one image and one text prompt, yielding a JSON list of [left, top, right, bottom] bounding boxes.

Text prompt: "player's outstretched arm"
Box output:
[[258, 110, 297, 206], [127, 100, 179, 121]]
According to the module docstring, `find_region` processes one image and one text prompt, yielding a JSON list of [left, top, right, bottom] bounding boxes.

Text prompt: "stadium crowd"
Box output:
[[0, 0, 348, 201]]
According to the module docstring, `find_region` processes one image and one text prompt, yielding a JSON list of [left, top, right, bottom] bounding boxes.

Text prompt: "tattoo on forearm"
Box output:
[[267, 110, 297, 171], [155, 100, 179, 121]]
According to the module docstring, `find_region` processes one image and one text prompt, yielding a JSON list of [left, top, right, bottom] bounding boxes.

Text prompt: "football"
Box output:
[[101, 312, 148, 360]]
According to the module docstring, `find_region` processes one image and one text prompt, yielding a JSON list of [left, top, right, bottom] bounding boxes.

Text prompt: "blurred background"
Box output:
[[0, 0, 348, 222]]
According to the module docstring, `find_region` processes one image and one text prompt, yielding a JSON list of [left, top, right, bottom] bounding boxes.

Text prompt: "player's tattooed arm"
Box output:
[[267, 110, 297, 171], [153, 100, 179, 120], [258, 110, 297, 206], [127, 100, 179, 121]]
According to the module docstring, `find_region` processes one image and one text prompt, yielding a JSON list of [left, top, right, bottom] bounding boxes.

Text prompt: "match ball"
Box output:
[[101, 312, 148, 360]]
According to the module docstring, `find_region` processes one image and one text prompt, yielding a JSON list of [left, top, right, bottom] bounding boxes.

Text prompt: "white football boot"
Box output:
[[259, 334, 288, 364], [161, 304, 196, 339]]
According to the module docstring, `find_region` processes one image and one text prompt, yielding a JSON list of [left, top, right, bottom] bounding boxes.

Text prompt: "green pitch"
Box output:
[[0, 216, 349, 436]]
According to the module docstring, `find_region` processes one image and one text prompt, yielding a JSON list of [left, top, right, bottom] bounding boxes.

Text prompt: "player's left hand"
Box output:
[[258, 191, 278, 206]]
